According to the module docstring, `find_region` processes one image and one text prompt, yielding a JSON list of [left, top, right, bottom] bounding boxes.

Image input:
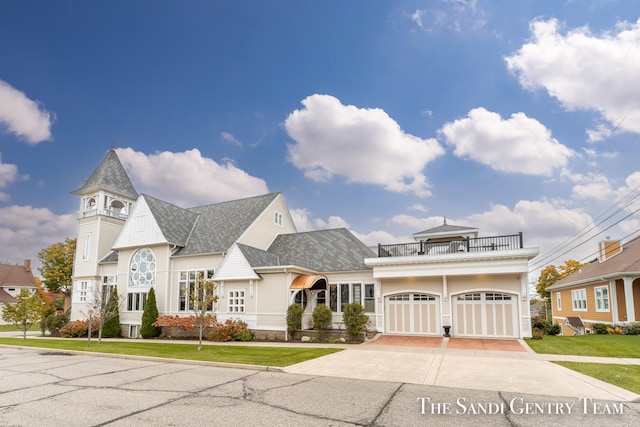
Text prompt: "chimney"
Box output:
[[599, 239, 622, 263], [24, 259, 31, 272]]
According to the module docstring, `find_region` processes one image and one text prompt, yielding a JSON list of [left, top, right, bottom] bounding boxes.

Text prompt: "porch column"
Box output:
[[623, 277, 636, 322], [609, 280, 619, 324]]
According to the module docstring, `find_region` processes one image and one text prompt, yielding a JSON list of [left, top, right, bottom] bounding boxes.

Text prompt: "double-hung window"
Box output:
[[178, 270, 214, 312], [595, 286, 610, 312], [556, 292, 562, 311], [572, 289, 587, 311], [329, 282, 375, 313]]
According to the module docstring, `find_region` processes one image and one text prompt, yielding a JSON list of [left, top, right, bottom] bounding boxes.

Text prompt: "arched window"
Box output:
[[129, 248, 156, 286]]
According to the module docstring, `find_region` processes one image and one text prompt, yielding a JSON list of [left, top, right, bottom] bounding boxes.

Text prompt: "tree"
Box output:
[[35, 277, 55, 336], [342, 302, 368, 340], [86, 282, 124, 342], [536, 260, 584, 301], [536, 260, 584, 321], [190, 276, 217, 351], [2, 289, 43, 339], [38, 238, 76, 303], [140, 287, 161, 339]]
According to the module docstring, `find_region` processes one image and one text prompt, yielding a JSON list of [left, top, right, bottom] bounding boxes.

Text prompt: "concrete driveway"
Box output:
[[283, 337, 640, 402]]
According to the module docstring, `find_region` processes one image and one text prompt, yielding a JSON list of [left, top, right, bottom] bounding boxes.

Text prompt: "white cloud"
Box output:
[[586, 123, 614, 143], [440, 107, 573, 175], [115, 148, 269, 207], [570, 173, 614, 201], [0, 80, 53, 144], [285, 94, 444, 197], [505, 18, 640, 135], [221, 132, 242, 147], [0, 205, 76, 271], [0, 154, 28, 201], [410, 0, 486, 33]]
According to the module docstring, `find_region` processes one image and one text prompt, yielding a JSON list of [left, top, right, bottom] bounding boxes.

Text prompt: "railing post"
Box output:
[[466, 237, 470, 252], [519, 232, 523, 249], [378, 243, 382, 257]]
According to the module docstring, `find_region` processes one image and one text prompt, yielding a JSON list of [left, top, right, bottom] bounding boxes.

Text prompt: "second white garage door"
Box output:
[[453, 292, 518, 338], [385, 293, 440, 335]]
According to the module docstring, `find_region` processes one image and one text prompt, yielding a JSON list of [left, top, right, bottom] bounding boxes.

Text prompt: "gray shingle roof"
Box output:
[[237, 244, 281, 267], [143, 194, 199, 247], [99, 251, 119, 264], [414, 223, 478, 236], [549, 236, 640, 289], [72, 149, 138, 200], [266, 228, 375, 272], [173, 193, 280, 256]]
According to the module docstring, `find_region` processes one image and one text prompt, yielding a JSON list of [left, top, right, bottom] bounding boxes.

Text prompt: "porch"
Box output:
[[377, 233, 524, 257]]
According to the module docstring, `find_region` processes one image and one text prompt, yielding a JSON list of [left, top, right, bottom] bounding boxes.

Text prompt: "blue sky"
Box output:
[[1, 0, 640, 281]]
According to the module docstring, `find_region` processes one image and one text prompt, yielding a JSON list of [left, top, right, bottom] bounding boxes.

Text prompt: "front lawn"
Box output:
[[0, 338, 342, 367], [526, 335, 639, 357], [0, 324, 21, 332], [553, 361, 640, 394]]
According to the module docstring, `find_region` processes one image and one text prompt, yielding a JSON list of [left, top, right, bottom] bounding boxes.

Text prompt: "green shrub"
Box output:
[[591, 323, 609, 334], [45, 313, 69, 337], [312, 304, 332, 340], [546, 323, 561, 336], [140, 288, 161, 338], [531, 327, 545, 340], [207, 319, 251, 342], [101, 288, 121, 338], [342, 302, 368, 340], [624, 322, 640, 335], [286, 303, 304, 340]]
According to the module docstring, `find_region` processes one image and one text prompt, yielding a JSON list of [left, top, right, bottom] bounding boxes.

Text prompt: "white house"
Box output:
[[70, 149, 538, 339]]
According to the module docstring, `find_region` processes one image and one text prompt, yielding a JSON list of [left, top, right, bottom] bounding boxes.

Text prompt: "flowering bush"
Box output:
[[59, 319, 99, 338], [152, 314, 217, 330], [207, 318, 253, 342]]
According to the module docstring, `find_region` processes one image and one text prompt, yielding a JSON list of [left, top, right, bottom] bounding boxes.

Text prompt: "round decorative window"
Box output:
[[129, 248, 156, 286]]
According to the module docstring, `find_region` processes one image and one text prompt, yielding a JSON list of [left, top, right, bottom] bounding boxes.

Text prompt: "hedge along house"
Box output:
[[365, 222, 539, 339], [547, 237, 640, 335], [70, 149, 539, 339], [70, 149, 376, 338]]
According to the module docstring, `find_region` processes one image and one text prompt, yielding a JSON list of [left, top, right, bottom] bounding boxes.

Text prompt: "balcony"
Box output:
[[377, 233, 524, 257], [82, 207, 128, 220]]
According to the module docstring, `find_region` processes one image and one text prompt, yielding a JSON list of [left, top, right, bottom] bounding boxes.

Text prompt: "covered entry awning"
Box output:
[[290, 275, 327, 290]]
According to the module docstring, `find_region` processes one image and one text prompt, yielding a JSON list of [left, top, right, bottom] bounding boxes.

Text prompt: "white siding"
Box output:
[[214, 245, 261, 281], [113, 197, 167, 249]]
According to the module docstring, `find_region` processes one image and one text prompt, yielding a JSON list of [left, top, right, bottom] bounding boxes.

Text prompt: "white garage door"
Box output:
[[453, 292, 518, 338], [386, 293, 440, 335]]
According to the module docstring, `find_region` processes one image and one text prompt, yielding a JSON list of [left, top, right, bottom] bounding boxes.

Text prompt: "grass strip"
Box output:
[[553, 361, 640, 394], [526, 335, 640, 357], [0, 338, 342, 367]]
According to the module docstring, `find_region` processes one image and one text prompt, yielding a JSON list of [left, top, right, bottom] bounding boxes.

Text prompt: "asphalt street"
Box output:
[[1, 346, 638, 426]]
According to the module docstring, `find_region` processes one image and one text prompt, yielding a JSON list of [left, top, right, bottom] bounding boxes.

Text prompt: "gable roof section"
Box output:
[[267, 228, 374, 272], [174, 193, 280, 256], [143, 194, 199, 247], [0, 263, 37, 289], [548, 236, 640, 290], [0, 289, 17, 303], [236, 243, 281, 267], [72, 149, 138, 200]]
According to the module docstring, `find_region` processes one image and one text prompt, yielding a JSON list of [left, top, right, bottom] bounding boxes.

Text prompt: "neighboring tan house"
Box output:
[[0, 260, 38, 325], [70, 149, 539, 339], [547, 237, 640, 335]]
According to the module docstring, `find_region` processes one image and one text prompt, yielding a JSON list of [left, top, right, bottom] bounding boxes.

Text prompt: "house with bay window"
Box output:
[[70, 149, 539, 339], [547, 237, 640, 335]]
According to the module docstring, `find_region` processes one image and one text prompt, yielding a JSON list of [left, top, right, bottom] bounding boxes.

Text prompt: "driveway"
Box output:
[[283, 337, 640, 401]]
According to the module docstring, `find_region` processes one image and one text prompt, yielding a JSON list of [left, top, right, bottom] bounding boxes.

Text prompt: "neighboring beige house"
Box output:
[[70, 149, 539, 339], [0, 260, 38, 325], [547, 237, 640, 335]]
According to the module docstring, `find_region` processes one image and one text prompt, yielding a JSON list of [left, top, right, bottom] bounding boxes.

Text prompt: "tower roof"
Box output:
[[72, 149, 138, 200]]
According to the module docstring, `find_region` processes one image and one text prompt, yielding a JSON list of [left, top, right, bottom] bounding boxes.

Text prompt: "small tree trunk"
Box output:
[[198, 325, 203, 351], [22, 321, 27, 340]]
